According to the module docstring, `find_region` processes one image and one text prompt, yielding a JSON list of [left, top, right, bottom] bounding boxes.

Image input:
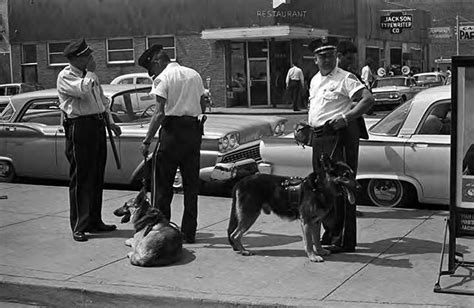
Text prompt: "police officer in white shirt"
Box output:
[[57, 38, 122, 242], [285, 62, 305, 111], [308, 37, 374, 253], [139, 45, 208, 244]]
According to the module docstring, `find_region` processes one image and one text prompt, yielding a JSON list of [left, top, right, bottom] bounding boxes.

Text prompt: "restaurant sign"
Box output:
[[380, 12, 413, 34]]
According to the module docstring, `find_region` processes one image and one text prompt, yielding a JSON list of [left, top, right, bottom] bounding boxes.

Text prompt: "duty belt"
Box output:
[[67, 112, 105, 121]]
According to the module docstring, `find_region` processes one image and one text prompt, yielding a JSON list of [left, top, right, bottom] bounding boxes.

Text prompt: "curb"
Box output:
[[0, 282, 289, 308]]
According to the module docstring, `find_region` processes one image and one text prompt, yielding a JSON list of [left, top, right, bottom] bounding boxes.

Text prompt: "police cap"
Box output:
[[138, 44, 163, 69], [63, 38, 93, 58], [308, 37, 338, 54]]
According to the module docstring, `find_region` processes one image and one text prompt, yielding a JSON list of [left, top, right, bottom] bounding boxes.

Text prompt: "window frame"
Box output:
[[106, 38, 135, 64], [146, 35, 176, 61], [416, 99, 451, 135], [47, 42, 69, 67]]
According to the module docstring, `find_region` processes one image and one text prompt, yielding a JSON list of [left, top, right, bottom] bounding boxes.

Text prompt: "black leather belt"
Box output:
[[69, 112, 105, 121], [163, 115, 198, 125], [311, 123, 337, 138]]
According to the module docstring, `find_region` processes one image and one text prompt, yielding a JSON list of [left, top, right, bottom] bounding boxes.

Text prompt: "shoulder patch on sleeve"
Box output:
[[347, 73, 358, 82], [153, 78, 161, 87]]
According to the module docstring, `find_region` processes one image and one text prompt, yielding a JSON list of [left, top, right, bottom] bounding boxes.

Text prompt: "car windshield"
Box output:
[[415, 75, 437, 82], [110, 88, 156, 123], [369, 99, 413, 136], [0, 103, 15, 122], [373, 78, 407, 88]]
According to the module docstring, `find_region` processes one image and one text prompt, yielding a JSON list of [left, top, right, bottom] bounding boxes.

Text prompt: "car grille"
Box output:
[[373, 92, 398, 100], [221, 144, 261, 163]]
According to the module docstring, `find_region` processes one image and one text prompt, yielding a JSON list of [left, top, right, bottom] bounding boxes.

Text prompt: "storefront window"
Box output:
[[228, 42, 247, 107]]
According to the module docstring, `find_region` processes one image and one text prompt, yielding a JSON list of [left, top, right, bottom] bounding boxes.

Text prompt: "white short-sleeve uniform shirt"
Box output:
[[150, 62, 205, 117], [308, 67, 365, 127]]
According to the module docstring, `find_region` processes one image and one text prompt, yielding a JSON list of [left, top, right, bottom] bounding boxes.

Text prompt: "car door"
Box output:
[[404, 100, 451, 203], [5, 98, 64, 179]]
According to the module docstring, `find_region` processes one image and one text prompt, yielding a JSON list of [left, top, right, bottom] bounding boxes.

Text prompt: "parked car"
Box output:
[[413, 72, 447, 88], [0, 83, 45, 96], [110, 73, 152, 85], [370, 76, 422, 109], [259, 86, 452, 208], [0, 96, 10, 113], [0, 85, 287, 187]]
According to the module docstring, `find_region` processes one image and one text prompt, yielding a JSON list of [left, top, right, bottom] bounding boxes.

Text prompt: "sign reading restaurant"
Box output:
[[380, 12, 413, 34]]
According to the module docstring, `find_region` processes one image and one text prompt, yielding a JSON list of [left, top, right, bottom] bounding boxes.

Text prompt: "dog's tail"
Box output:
[[227, 185, 239, 248]]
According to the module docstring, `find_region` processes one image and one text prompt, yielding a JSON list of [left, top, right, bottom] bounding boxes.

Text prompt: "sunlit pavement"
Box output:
[[1, 183, 473, 307]]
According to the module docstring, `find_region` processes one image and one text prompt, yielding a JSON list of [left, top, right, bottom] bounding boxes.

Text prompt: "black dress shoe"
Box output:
[[73, 232, 88, 242], [183, 235, 196, 244], [87, 223, 117, 232]]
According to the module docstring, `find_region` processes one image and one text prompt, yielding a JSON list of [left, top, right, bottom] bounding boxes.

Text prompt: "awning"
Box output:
[[201, 25, 328, 40]]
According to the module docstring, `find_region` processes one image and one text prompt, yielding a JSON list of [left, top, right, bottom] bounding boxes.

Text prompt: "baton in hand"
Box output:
[[104, 116, 121, 170]]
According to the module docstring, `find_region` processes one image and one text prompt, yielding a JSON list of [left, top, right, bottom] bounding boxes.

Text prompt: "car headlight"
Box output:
[[219, 132, 240, 152], [389, 93, 400, 99]]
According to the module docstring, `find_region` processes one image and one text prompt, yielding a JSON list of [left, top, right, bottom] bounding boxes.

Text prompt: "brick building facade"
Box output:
[[5, 0, 467, 108]]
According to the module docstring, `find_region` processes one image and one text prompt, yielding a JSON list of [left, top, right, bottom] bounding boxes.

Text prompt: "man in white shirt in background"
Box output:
[[361, 58, 374, 89], [285, 61, 305, 111]]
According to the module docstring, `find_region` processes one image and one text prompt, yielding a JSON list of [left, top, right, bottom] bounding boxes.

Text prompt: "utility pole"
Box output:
[[456, 15, 459, 55]]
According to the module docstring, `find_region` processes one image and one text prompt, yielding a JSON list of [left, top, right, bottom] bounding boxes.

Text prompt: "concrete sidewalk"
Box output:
[[0, 183, 473, 307]]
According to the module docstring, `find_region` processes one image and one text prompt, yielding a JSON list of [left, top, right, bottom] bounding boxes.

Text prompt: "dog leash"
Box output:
[[320, 121, 341, 160]]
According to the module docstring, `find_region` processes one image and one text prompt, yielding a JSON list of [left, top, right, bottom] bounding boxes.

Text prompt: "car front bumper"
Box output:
[[200, 158, 258, 182]]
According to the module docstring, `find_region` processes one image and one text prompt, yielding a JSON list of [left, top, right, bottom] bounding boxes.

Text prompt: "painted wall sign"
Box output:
[[429, 27, 453, 39], [459, 24, 474, 40], [380, 12, 413, 34]]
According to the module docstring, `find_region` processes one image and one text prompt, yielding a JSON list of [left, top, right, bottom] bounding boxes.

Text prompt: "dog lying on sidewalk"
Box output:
[[113, 188, 183, 267], [227, 154, 359, 262]]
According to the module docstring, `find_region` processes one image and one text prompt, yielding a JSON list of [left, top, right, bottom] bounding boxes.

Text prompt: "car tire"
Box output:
[[366, 179, 414, 208], [0, 161, 15, 183]]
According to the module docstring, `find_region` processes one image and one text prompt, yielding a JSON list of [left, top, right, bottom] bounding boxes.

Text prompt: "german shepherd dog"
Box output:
[[113, 188, 183, 267], [227, 154, 360, 262]]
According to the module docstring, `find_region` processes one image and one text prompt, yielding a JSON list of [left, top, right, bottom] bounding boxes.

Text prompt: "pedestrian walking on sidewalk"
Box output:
[[308, 37, 374, 253], [139, 45, 209, 244], [285, 61, 305, 111], [57, 38, 122, 242], [361, 58, 374, 89]]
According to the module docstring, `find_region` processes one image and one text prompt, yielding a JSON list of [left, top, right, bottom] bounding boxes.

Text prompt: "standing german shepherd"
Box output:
[[227, 154, 359, 262], [113, 188, 183, 267]]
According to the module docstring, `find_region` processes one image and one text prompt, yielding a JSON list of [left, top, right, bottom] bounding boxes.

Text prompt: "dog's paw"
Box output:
[[308, 252, 325, 262], [316, 247, 331, 256], [238, 250, 254, 256], [124, 238, 133, 247]]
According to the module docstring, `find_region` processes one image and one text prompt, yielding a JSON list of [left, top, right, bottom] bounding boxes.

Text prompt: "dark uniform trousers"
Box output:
[[287, 80, 302, 110], [64, 114, 107, 233], [152, 116, 202, 240], [311, 120, 360, 251]]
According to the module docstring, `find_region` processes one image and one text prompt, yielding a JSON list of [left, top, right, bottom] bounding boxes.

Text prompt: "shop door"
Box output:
[[248, 58, 269, 106]]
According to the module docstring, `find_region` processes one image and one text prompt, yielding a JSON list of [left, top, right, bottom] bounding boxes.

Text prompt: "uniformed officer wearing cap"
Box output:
[[308, 37, 374, 253], [57, 38, 122, 242], [139, 45, 209, 244]]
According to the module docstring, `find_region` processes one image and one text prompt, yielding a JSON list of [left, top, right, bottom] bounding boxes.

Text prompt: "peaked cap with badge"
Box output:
[[138, 44, 164, 70], [308, 37, 339, 54], [63, 38, 93, 58]]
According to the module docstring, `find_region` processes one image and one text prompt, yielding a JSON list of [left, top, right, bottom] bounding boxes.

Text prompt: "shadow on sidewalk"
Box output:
[[87, 229, 133, 239], [199, 230, 302, 250]]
